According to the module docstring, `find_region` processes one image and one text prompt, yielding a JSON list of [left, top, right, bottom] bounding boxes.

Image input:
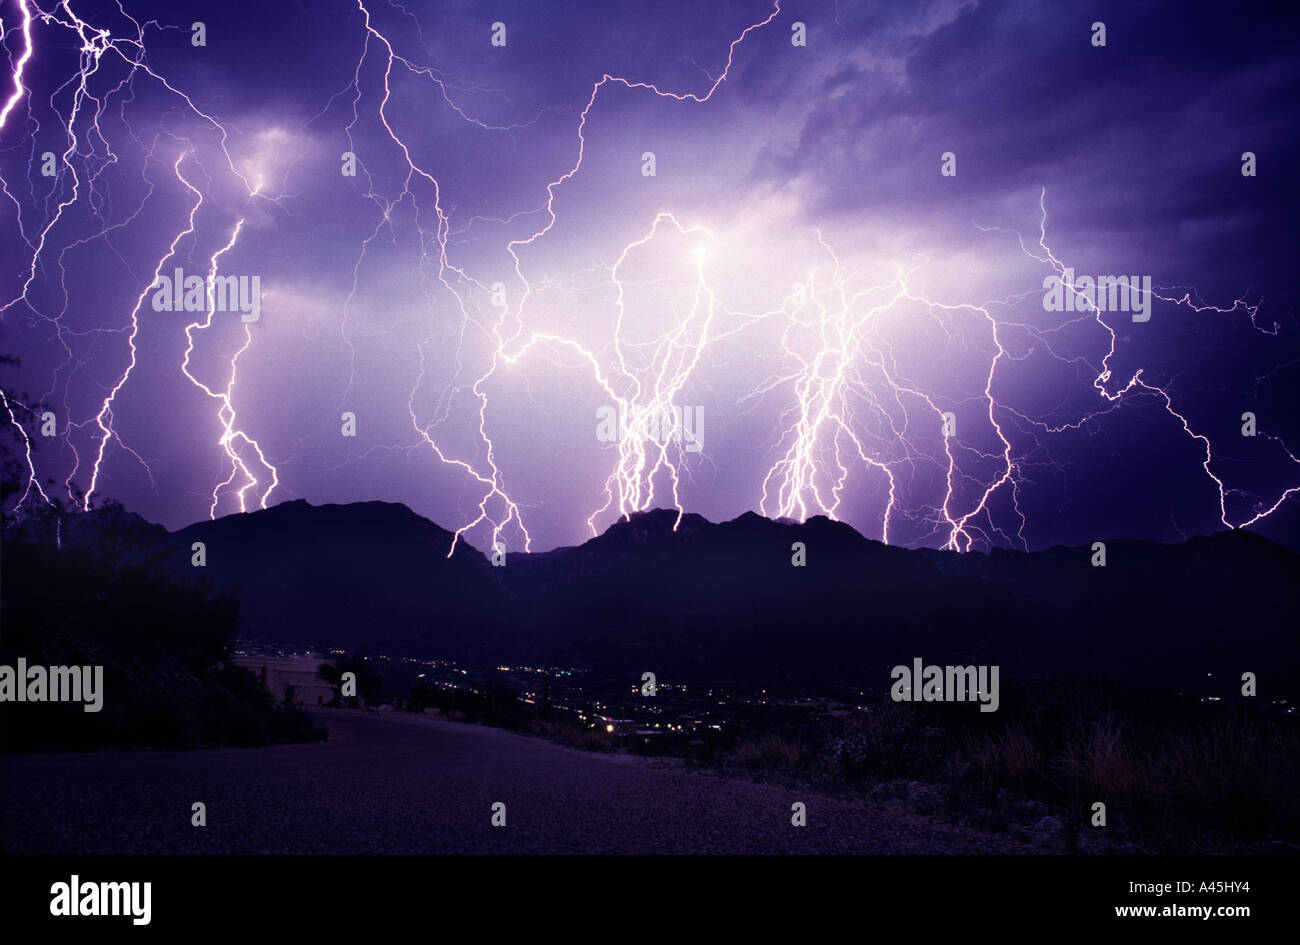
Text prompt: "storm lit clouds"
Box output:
[[2, 0, 1298, 553]]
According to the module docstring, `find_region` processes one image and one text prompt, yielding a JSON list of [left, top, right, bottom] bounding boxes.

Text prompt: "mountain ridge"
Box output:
[[122, 498, 1299, 695]]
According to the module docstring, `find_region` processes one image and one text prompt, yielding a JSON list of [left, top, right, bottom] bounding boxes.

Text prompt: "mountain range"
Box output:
[[143, 499, 1300, 696]]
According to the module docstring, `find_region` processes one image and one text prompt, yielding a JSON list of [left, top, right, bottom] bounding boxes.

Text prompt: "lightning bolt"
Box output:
[[3, 2, 287, 517], [2, 1, 1295, 559], [0, 387, 53, 511], [82, 151, 199, 509], [179, 218, 279, 518], [333, 0, 785, 556], [995, 188, 1298, 535], [756, 185, 1295, 551], [0, 0, 34, 130]]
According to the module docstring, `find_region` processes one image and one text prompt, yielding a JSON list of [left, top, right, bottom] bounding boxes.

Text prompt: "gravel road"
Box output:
[[2, 708, 1042, 854]]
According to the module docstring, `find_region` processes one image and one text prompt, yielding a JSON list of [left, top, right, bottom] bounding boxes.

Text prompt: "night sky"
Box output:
[[2, 0, 1298, 554]]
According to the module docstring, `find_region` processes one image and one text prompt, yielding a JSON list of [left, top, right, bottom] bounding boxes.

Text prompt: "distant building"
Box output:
[[230, 653, 334, 707], [594, 716, 639, 736]]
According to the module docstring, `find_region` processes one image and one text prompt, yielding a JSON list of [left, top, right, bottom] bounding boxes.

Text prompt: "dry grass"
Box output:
[[730, 733, 808, 771], [963, 723, 1044, 793]]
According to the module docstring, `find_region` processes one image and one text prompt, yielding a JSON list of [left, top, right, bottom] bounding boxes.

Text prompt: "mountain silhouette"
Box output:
[[173, 500, 494, 659], [149, 501, 1300, 696]]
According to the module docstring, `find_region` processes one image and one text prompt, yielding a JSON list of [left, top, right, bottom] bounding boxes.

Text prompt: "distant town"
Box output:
[[229, 640, 1295, 751], [229, 639, 887, 744]]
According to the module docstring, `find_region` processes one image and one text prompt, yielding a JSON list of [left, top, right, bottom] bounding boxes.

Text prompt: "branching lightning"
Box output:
[[2, 0, 1296, 556]]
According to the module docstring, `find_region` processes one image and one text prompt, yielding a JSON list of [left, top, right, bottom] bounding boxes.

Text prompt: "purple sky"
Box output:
[[3, 0, 1299, 553]]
